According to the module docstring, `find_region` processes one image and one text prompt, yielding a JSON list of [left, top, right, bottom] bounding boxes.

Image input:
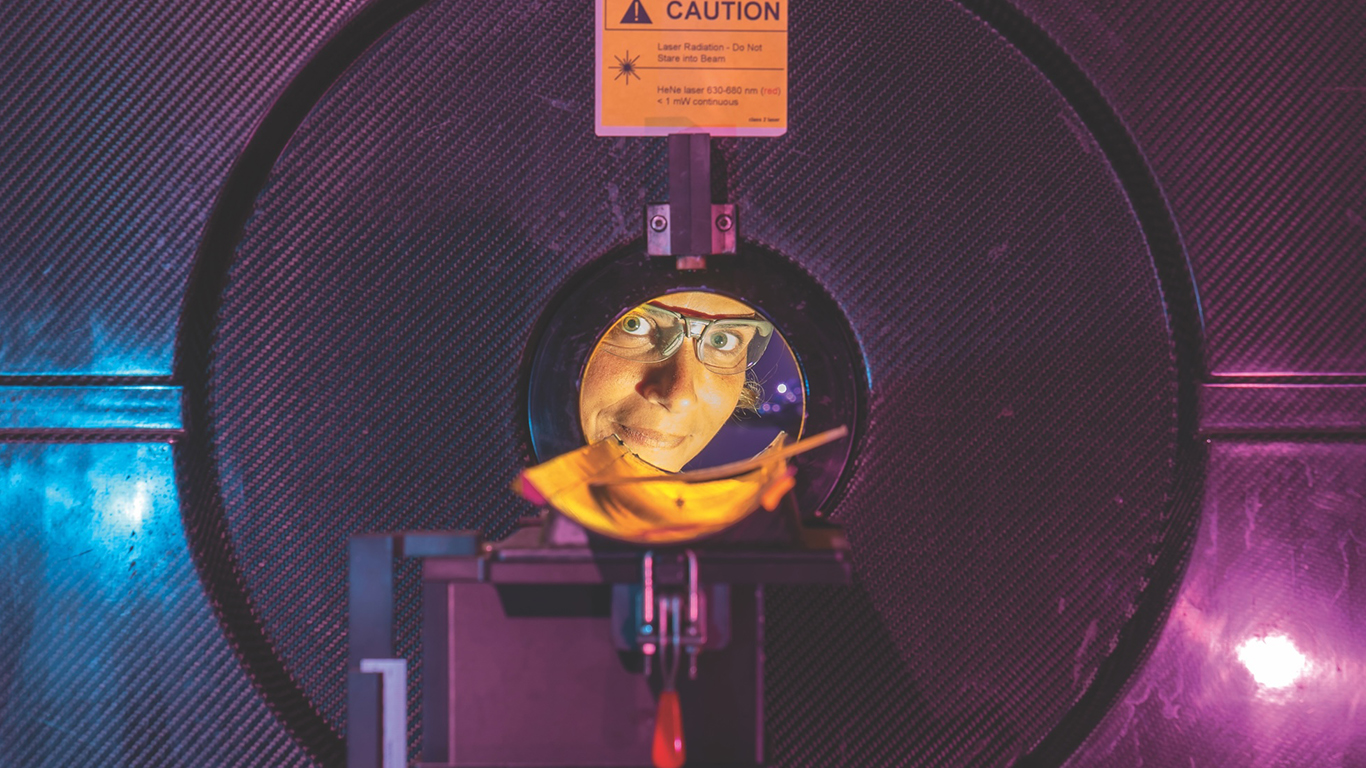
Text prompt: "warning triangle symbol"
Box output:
[[620, 0, 652, 24]]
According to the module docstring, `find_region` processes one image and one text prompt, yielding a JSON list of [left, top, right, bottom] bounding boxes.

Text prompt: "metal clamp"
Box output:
[[635, 550, 708, 680], [645, 203, 737, 262], [645, 133, 738, 268]]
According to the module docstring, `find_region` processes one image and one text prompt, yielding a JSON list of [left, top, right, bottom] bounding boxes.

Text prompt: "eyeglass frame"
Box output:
[[599, 301, 775, 375]]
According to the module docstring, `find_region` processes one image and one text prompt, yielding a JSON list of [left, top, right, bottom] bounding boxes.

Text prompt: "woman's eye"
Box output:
[[708, 331, 742, 351], [620, 315, 652, 336]]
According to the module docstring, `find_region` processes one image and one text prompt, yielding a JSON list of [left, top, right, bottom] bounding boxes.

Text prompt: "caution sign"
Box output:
[[596, 0, 788, 136]]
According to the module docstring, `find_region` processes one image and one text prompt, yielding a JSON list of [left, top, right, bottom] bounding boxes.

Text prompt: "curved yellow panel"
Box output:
[[515, 427, 846, 544]]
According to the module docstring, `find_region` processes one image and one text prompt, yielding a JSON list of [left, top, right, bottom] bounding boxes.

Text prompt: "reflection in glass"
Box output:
[[0, 443, 308, 766], [1235, 634, 1311, 690], [579, 292, 802, 472]]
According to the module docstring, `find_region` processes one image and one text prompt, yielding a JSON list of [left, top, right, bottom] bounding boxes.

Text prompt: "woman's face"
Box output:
[[579, 292, 753, 472]]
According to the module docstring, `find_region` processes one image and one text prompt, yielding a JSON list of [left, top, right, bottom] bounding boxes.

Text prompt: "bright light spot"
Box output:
[[124, 480, 150, 528], [99, 478, 150, 534], [776, 383, 788, 394], [1236, 634, 1309, 689]]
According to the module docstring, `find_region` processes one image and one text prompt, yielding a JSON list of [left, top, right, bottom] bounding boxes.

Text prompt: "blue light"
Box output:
[[0, 385, 182, 431], [0, 442, 301, 764]]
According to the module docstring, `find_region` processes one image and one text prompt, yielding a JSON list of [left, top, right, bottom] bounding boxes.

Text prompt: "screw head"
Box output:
[[715, 213, 734, 231], [649, 214, 668, 232]]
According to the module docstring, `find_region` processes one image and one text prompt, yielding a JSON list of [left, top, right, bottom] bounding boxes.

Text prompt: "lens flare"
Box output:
[[1235, 634, 1309, 689]]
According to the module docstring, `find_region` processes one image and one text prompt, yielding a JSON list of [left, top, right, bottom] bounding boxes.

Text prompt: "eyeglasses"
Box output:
[[599, 302, 774, 375]]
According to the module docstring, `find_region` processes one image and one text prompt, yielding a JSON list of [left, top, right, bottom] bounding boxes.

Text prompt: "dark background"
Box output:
[[1, 0, 1362, 766]]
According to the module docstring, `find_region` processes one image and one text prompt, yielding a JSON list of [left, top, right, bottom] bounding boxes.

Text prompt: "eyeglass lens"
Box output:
[[600, 305, 772, 374]]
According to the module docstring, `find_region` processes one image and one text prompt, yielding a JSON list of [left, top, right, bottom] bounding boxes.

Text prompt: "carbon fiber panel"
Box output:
[[197, 0, 1200, 764], [0, 1, 360, 765], [1010, 0, 1366, 375], [7, 0, 1365, 765], [1200, 382, 1366, 434], [0, 0, 364, 375], [1066, 441, 1366, 767], [0, 443, 317, 768]]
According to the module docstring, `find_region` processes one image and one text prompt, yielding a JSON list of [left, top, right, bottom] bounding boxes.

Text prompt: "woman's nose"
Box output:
[[638, 350, 699, 410]]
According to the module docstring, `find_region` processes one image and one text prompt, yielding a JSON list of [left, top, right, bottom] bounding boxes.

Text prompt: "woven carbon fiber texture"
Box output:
[[4, 0, 1360, 379], [1066, 441, 1366, 767], [0, 0, 364, 375], [201, 0, 1196, 764], [0, 1, 358, 766], [1011, 0, 1366, 376], [210, 3, 661, 757], [1200, 383, 1366, 434], [0, 443, 315, 768]]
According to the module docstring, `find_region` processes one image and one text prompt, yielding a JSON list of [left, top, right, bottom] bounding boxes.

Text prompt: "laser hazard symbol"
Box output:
[[610, 51, 642, 84], [595, 0, 788, 136]]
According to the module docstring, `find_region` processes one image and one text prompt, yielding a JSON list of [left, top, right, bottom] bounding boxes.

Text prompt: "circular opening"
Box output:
[[524, 243, 865, 522], [578, 290, 805, 472]]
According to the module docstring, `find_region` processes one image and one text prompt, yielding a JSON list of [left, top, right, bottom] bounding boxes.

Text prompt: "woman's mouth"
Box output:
[[612, 422, 687, 450]]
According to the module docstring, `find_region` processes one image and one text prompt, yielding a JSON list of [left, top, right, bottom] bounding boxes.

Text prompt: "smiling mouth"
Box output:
[[612, 422, 686, 450]]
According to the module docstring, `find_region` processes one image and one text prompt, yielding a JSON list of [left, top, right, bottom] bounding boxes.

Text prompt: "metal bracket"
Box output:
[[646, 203, 737, 262], [359, 657, 408, 768], [348, 532, 479, 768], [645, 132, 738, 268]]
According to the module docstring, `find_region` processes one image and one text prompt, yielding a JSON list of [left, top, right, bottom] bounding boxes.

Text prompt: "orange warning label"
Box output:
[[596, 0, 788, 136]]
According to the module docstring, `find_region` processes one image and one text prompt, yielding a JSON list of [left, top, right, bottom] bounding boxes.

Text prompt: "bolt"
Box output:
[[650, 214, 668, 232], [715, 213, 734, 231]]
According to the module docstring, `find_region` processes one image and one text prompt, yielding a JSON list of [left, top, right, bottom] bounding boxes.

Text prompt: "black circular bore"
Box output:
[[526, 240, 866, 518]]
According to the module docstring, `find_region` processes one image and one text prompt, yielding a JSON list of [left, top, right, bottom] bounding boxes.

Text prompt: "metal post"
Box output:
[[348, 535, 394, 768], [668, 133, 712, 268]]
